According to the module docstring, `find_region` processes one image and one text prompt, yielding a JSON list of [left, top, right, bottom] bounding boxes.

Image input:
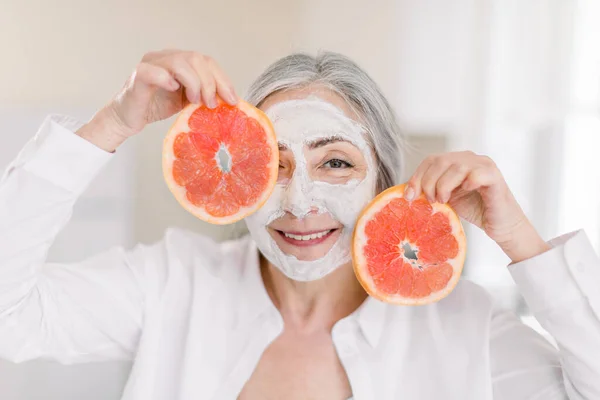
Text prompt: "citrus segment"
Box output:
[[163, 98, 278, 224], [353, 183, 466, 305]]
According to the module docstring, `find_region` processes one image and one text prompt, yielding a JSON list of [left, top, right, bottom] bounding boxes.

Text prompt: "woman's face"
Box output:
[[244, 86, 377, 281]]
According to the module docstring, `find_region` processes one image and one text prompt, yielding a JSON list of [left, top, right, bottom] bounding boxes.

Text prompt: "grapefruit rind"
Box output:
[[162, 99, 279, 225], [352, 183, 467, 305]]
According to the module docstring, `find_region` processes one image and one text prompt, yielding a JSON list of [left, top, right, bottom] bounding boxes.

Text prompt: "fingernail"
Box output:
[[404, 186, 415, 201], [228, 88, 238, 104], [170, 80, 180, 90], [208, 97, 218, 109]]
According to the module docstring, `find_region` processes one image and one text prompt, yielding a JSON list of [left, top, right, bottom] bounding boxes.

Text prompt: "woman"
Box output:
[[0, 49, 599, 400]]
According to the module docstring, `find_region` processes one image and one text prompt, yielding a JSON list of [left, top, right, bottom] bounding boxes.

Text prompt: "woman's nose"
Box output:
[[282, 174, 315, 218]]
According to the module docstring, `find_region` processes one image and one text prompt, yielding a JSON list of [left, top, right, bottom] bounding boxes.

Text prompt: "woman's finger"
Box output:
[[154, 56, 202, 104], [461, 166, 497, 192], [406, 156, 434, 200], [141, 49, 180, 63], [133, 62, 180, 93], [187, 53, 218, 108], [420, 157, 453, 203], [206, 58, 238, 105], [435, 163, 470, 203]]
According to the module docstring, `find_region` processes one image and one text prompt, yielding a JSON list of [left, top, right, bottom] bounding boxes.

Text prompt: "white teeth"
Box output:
[[283, 230, 331, 241]]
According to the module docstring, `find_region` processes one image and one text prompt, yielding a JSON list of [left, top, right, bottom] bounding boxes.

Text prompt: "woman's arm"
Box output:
[[490, 230, 600, 399], [0, 115, 154, 363], [406, 151, 600, 398], [0, 49, 238, 364]]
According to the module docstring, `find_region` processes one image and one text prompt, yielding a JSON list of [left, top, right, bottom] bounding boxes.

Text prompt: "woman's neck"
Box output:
[[260, 255, 368, 334]]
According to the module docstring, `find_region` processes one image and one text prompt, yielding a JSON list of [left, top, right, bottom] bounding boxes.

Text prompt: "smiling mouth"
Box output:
[[274, 228, 339, 246]]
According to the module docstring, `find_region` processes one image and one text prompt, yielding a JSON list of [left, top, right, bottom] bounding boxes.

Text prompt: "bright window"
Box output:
[[559, 0, 600, 251]]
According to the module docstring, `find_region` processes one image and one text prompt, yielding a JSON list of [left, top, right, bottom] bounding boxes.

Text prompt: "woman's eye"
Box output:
[[323, 159, 353, 169]]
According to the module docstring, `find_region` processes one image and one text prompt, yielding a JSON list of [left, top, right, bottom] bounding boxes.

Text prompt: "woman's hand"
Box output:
[[77, 49, 238, 152], [405, 151, 550, 263]]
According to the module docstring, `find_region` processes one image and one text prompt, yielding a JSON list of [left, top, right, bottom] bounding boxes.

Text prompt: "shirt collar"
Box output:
[[356, 295, 387, 348]]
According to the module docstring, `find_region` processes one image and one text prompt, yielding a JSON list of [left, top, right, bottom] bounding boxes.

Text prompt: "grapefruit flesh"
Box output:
[[163, 99, 278, 225], [353, 184, 466, 305]]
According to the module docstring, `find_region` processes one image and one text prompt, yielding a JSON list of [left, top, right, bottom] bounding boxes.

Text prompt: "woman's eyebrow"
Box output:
[[277, 136, 352, 151], [307, 135, 351, 149]]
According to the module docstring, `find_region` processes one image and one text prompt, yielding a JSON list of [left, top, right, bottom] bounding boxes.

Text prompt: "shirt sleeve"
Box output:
[[0, 115, 161, 364], [490, 230, 600, 399]]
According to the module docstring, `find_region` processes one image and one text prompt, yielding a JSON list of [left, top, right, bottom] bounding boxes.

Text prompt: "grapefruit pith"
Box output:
[[163, 98, 278, 225], [353, 184, 466, 305]]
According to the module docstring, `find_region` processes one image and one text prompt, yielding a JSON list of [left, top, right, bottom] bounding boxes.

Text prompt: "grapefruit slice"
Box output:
[[163, 98, 278, 225], [353, 183, 466, 305]]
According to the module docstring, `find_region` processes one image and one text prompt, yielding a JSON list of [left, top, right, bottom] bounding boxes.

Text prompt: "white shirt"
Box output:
[[1, 115, 600, 400]]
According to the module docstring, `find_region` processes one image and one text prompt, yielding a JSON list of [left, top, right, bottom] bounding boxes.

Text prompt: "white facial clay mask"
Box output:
[[244, 97, 377, 281]]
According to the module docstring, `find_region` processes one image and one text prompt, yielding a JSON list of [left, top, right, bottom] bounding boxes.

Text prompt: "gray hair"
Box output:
[[245, 51, 405, 192]]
